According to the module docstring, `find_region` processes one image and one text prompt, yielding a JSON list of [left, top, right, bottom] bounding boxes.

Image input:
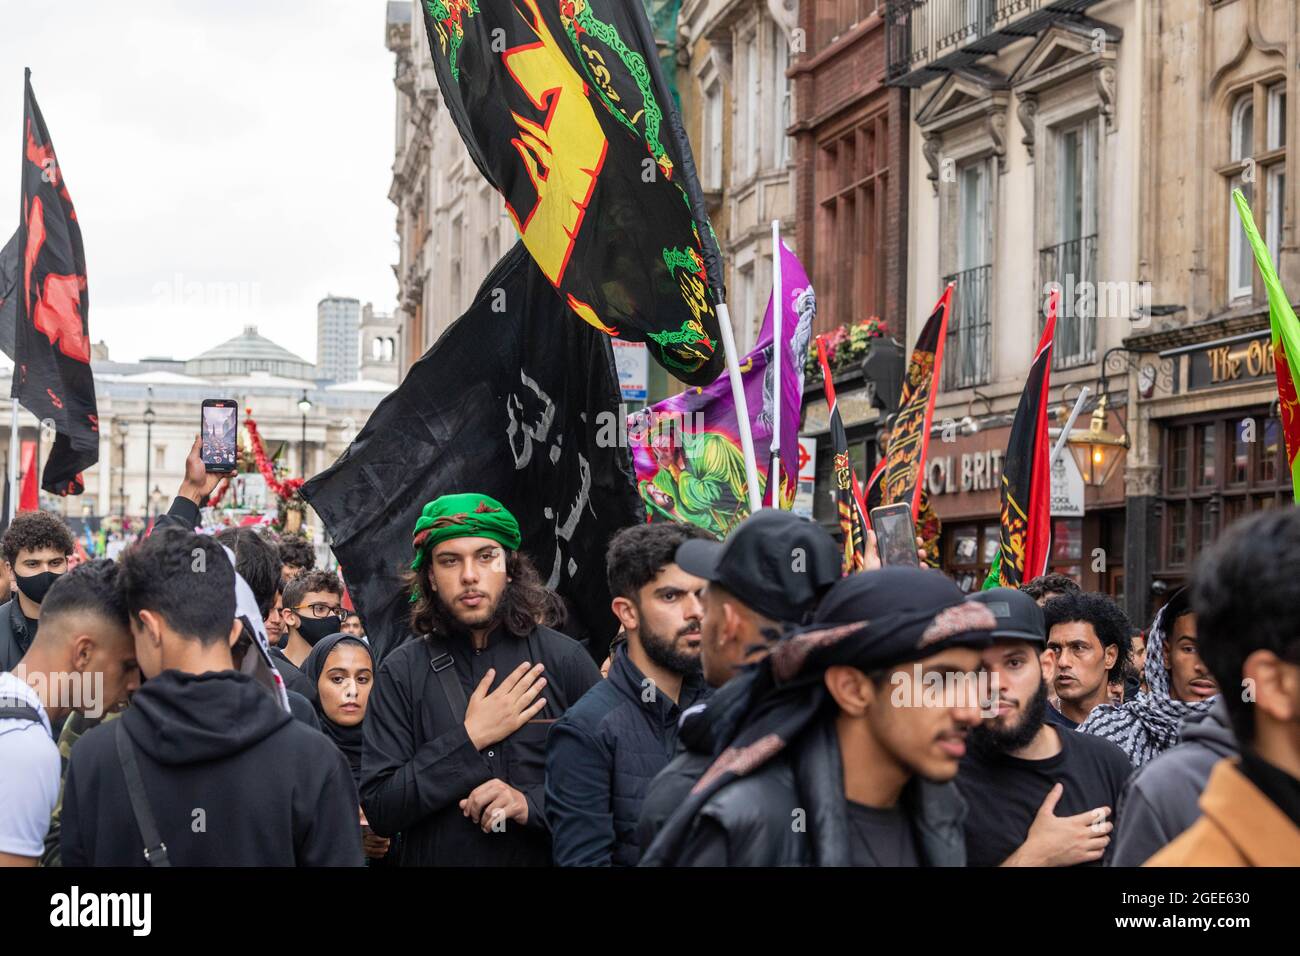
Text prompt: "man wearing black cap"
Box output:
[[641, 567, 996, 867], [958, 588, 1132, 866], [544, 522, 711, 866], [635, 510, 840, 852]]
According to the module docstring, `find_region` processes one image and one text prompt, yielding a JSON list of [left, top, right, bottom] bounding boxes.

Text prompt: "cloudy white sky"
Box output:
[[0, 0, 399, 364]]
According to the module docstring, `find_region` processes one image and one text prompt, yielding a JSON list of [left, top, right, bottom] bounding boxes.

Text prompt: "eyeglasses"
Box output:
[[291, 603, 344, 618]]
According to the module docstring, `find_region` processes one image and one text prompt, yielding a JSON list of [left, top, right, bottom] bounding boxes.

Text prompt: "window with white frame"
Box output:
[[702, 76, 723, 190], [736, 260, 756, 352], [1043, 117, 1098, 367], [772, 24, 791, 167], [1226, 80, 1286, 301], [943, 157, 993, 389], [739, 28, 760, 179]]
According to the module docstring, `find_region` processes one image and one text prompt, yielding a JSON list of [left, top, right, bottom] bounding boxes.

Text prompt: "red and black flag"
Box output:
[[815, 335, 869, 575], [881, 286, 951, 518], [14, 69, 98, 495], [986, 290, 1059, 588], [420, 0, 725, 385]]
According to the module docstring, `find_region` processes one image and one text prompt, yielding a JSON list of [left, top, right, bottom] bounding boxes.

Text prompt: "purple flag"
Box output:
[[628, 242, 814, 538]]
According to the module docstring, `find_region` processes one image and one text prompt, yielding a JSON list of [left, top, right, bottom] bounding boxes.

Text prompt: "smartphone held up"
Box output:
[[201, 399, 239, 474], [869, 503, 921, 568]]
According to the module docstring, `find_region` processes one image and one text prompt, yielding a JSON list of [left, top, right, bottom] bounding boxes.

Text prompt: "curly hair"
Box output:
[[1043, 590, 1132, 682], [1019, 573, 1081, 603], [404, 550, 561, 640], [605, 522, 711, 601], [2, 510, 76, 566], [277, 533, 316, 573], [282, 569, 342, 611]]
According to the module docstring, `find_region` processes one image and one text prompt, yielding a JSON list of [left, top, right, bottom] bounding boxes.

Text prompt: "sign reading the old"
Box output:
[[1188, 334, 1275, 391]]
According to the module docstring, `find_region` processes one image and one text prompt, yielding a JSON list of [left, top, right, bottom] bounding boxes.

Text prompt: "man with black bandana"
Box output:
[[641, 567, 997, 867], [957, 588, 1132, 867], [0, 511, 75, 673], [545, 522, 710, 866], [360, 493, 600, 866]]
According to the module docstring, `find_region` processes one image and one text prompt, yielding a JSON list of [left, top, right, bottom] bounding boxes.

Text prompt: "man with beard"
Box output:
[[958, 589, 1132, 866], [545, 523, 710, 866], [635, 510, 840, 851], [360, 493, 600, 866], [1045, 591, 1132, 729], [641, 568, 996, 867]]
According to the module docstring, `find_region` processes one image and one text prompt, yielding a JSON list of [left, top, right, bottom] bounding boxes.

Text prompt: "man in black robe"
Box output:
[[359, 493, 601, 866]]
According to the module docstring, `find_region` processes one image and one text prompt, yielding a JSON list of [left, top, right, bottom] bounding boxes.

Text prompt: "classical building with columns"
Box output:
[[0, 326, 393, 552]]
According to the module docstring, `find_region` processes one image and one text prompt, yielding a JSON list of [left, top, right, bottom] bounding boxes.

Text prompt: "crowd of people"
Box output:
[[1, 435, 1298, 868]]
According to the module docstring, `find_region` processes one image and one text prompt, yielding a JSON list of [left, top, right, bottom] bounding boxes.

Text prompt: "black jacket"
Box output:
[[641, 715, 969, 867], [545, 644, 707, 866], [0, 597, 36, 672], [61, 669, 363, 866], [359, 624, 600, 866], [637, 747, 710, 854]]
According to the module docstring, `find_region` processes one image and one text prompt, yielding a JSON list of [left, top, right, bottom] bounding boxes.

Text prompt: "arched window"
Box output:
[[1227, 82, 1286, 302]]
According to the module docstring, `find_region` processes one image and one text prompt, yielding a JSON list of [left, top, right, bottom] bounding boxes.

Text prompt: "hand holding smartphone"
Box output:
[[869, 503, 921, 568], [200, 399, 238, 474]]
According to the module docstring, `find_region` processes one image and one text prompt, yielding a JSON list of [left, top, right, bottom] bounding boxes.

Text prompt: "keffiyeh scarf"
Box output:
[[1077, 591, 1216, 768]]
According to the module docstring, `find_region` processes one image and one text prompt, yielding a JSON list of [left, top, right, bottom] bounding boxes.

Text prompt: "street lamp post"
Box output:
[[144, 390, 156, 519], [297, 391, 312, 478], [114, 418, 130, 523]]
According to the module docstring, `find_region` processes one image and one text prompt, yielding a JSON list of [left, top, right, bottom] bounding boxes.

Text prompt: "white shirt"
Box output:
[[0, 671, 60, 859]]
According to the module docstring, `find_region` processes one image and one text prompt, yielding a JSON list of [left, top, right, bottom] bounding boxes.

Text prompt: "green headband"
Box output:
[[410, 493, 521, 572]]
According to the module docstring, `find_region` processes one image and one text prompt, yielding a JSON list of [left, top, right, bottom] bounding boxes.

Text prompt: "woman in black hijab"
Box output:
[[303, 633, 390, 862]]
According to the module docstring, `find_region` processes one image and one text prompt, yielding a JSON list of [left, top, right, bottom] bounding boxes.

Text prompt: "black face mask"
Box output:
[[295, 614, 341, 647], [15, 569, 63, 605]]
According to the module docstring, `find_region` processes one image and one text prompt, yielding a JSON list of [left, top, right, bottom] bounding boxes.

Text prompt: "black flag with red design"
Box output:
[[14, 69, 97, 495]]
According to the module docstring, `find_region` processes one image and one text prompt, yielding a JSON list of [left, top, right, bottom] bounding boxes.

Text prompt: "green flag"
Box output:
[[1232, 188, 1300, 502]]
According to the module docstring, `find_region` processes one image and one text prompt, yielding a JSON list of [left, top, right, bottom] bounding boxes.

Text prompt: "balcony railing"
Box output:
[[885, 0, 1103, 86], [943, 264, 992, 390], [1039, 234, 1097, 369]]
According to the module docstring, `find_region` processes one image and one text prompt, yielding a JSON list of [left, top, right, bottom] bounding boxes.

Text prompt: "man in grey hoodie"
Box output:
[[1106, 697, 1238, 866]]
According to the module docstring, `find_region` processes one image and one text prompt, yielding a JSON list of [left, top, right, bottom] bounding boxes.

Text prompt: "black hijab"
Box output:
[[302, 633, 373, 786]]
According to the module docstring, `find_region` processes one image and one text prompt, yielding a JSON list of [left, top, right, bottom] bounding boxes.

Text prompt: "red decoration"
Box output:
[[245, 411, 304, 500], [207, 475, 231, 508]]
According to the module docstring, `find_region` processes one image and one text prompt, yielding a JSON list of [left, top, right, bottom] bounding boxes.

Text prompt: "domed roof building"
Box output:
[[184, 325, 316, 381]]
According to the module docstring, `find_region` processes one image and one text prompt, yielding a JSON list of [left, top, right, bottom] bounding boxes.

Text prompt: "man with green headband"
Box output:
[[359, 493, 601, 867]]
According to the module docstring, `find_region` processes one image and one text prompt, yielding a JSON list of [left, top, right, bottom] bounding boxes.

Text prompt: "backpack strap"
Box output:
[[113, 721, 171, 867], [429, 647, 469, 725], [0, 701, 41, 723]]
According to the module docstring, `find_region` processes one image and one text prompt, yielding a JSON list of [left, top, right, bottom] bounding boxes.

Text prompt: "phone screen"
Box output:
[[201, 404, 238, 470], [873, 507, 920, 567]]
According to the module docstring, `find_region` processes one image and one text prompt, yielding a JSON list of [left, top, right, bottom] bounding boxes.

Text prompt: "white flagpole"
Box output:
[[7, 398, 19, 523], [716, 301, 762, 515], [768, 219, 782, 508], [1051, 386, 1091, 465]]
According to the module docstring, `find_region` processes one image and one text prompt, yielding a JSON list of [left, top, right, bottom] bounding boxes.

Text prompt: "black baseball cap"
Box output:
[[674, 510, 840, 624], [966, 588, 1046, 644]]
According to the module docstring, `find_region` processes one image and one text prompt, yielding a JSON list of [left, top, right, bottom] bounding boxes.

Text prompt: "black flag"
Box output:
[[15, 69, 98, 495], [301, 244, 643, 662]]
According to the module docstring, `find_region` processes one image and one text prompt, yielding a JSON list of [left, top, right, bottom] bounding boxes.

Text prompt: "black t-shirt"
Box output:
[[957, 727, 1133, 867], [1044, 704, 1077, 730], [846, 800, 919, 867]]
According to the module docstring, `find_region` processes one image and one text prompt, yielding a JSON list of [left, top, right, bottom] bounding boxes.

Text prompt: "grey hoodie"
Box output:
[[1106, 697, 1238, 866]]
